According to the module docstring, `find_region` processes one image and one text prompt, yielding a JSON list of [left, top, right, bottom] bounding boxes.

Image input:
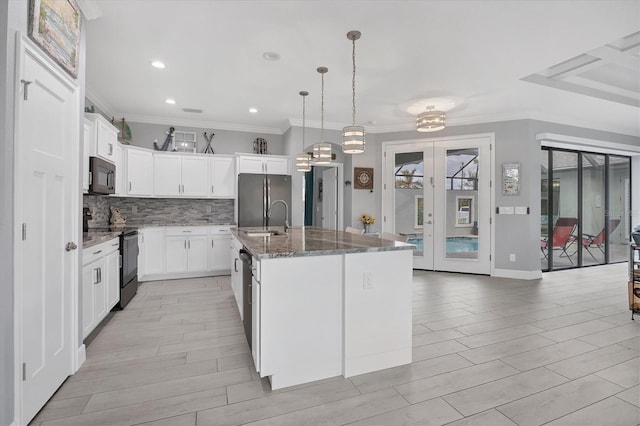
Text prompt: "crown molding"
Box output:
[[76, 0, 103, 20], [85, 85, 114, 117], [118, 113, 284, 135]]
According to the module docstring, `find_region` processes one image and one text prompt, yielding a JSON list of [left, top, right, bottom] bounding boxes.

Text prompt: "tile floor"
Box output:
[[31, 264, 639, 425]]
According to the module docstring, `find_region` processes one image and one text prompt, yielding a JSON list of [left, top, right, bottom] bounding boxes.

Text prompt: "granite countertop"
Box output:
[[232, 226, 414, 260], [83, 223, 236, 248], [83, 230, 123, 248]]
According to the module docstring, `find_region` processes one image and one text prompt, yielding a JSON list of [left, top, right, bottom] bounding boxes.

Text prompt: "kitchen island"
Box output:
[[232, 226, 414, 389]]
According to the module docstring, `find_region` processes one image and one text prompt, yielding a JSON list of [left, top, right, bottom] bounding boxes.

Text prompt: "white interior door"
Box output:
[[16, 40, 79, 424], [383, 136, 492, 274], [322, 167, 338, 230]]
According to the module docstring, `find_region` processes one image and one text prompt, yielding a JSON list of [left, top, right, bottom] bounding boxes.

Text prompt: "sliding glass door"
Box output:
[[540, 147, 631, 271]]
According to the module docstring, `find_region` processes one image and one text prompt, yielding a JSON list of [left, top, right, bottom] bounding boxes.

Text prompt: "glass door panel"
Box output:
[[444, 148, 479, 260], [550, 151, 578, 270], [394, 151, 425, 255], [608, 156, 631, 263], [540, 150, 550, 271], [581, 153, 606, 266]]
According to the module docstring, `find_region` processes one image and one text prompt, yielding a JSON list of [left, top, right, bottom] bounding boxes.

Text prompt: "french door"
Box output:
[[383, 136, 492, 274]]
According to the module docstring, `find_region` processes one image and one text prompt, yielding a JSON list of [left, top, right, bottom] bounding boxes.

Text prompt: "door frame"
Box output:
[[13, 34, 82, 426], [381, 133, 495, 275], [301, 162, 344, 231]]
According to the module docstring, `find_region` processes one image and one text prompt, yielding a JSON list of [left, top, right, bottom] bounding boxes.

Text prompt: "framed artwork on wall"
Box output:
[[354, 167, 374, 190], [28, 0, 82, 78], [502, 162, 520, 196]]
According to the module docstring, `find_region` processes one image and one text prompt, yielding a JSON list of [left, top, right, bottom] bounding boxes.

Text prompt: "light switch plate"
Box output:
[[499, 206, 514, 215], [515, 206, 528, 215]]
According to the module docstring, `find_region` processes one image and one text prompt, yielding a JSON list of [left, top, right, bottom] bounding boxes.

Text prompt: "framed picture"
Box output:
[[29, 0, 82, 78], [354, 167, 374, 190], [455, 196, 474, 227], [502, 162, 520, 196]]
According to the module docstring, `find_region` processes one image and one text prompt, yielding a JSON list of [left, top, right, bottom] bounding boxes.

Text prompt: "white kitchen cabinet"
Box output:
[[125, 147, 153, 196], [82, 237, 120, 340], [252, 269, 261, 372], [165, 227, 209, 273], [153, 153, 208, 197], [139, 227, 165, 278], [85, 113, 119, 164], [237, 154, 290, 175], [230, 236, 244, 318], [106, 249, 120, 309], [82, 119, 92, 193], [209, 226, 232, 271], [114, 143, 125, 195], [209, 155, 236, 198]]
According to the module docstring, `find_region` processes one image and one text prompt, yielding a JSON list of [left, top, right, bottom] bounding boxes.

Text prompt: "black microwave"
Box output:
[[89, 156, 116, 194]]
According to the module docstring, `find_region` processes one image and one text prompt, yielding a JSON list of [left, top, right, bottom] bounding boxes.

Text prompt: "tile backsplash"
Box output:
[[84, 195, 234, 227]]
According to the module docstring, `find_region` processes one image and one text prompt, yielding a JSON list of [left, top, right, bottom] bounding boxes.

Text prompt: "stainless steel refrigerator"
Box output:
[[237, 173, 291, 227]]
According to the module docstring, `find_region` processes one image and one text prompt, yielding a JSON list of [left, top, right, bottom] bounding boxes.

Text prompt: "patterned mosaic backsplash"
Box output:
[[83, 195, 235, 227]]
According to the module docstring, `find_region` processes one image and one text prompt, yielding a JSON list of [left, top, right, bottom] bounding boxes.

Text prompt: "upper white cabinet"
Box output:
[[154, 153, 208, 197], [209, 155, 236, 198], [82, 118, 92, 193], [237, 154, 290, 175], [124, 146, 153, 196], [85, 113, 119, 163]]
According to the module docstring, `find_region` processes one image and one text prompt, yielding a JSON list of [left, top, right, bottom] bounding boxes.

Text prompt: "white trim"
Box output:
[[85, 85, 114, 117], [14, 33, 81, 426], [493, 269, 543, 280], [76, 0, 103, 20], [77, 345, 86, 367], [537, 133, 640, 155]]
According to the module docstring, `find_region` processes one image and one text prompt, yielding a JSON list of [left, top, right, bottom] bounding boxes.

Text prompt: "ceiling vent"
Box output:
[[182, 108, 203, 113]]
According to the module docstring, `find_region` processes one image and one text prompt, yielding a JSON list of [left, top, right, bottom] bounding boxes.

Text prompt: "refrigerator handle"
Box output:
[[263, 176, 268, 227]]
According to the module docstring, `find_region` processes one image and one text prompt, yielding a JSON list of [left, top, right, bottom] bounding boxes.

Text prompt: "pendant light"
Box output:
[[313, 66, 332, 165], [295, 91, 312, 172], [416, 105, 446, 132], [342, 30, 365, 154]]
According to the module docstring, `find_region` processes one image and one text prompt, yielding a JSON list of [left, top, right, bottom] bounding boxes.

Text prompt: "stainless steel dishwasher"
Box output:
[[239, 249, 252, 348]]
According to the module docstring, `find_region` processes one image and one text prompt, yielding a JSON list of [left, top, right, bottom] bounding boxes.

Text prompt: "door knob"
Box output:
[[65, 242, 78, 251]]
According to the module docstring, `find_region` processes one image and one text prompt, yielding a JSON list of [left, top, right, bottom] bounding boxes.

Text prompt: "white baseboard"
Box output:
[[76, 344, 86, 371], [493, 268, 542, 280]]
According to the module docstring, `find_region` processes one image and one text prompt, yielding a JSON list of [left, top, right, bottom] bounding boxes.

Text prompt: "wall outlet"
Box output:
[[131, 205, 137, 214], [206, 205, 212, 213], [363, 272, 374, 290], [509, 253, 516, 262]]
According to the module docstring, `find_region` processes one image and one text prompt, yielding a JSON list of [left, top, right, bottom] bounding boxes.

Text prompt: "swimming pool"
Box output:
[[407, 236, 478, 253]]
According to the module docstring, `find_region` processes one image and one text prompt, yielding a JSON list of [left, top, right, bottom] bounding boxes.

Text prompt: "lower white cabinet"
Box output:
[[139, 225, 232, 281], [230, 236, 244, 318], [82, 237, 120, 340]]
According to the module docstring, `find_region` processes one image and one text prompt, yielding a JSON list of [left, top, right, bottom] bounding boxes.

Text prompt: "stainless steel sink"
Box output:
[[243, 230, 282, 237]]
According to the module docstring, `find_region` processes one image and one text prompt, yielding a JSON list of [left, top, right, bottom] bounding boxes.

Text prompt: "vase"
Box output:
[[364, 224, 370, 234]]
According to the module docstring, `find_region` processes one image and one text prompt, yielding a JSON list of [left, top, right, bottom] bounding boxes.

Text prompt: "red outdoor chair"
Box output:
[[582, 218, 621, 262], [541, 217, 578, 264]]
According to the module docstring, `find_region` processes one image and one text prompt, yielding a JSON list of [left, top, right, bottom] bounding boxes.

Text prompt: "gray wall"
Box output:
[[122, 121, 285, 156], [0, 1, 13, 423]]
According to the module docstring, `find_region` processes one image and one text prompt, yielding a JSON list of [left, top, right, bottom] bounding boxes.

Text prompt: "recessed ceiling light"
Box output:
[[165, 98, 176, 105], [249, 107, 258, 113], [151, 60, 166, 69], [262, 51, 280, 61]]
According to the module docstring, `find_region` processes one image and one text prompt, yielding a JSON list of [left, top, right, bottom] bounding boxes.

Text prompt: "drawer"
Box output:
[[210, 225, 232, 234], [83, 237, 119, 266], [165, 226, 209, 236]]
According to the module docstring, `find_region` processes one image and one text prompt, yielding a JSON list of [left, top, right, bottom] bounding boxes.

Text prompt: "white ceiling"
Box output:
[[83, 0, 640, 136]]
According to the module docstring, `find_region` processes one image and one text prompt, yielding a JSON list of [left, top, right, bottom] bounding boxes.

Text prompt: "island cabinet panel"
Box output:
[[258, 255, 343, 390], [343, 250, 413, 377]]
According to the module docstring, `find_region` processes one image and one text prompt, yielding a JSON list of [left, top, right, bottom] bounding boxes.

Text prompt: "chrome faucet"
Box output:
[[267, 199, 289, 232]]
